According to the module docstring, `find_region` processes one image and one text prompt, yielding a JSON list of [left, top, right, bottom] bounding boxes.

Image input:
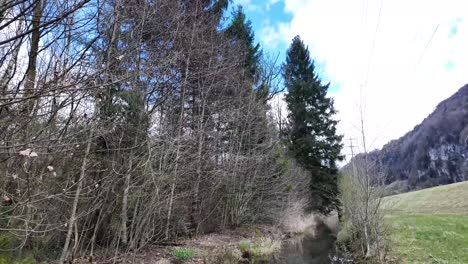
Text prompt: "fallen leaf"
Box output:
[[19, 149, 32, 156], [19, 148, 38, 158]]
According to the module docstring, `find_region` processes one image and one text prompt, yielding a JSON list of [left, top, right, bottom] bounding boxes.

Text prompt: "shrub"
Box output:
[[336, 219, 352, 246], [171, 248, 195, 260], [339, 167, 390, 261]]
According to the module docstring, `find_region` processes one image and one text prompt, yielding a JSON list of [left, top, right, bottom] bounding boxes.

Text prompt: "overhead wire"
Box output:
[[363, 0, 383, 88], [414, 23, 440, 69]]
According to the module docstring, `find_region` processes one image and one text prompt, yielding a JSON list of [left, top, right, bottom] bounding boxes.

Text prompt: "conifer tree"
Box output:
[[226, 6, 262, 83], [283, 36, 343, 214]]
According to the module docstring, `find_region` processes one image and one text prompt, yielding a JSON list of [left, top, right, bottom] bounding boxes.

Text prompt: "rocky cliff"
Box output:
[[347, 84, 468, 192]]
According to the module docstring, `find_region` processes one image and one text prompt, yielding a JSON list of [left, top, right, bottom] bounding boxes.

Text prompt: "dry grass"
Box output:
[[238, 237, 282, 258], [251, 237, 282, 257], [280, 200, 316, 234], [280, 213, 316, 234], [315, 211, 339, 233]]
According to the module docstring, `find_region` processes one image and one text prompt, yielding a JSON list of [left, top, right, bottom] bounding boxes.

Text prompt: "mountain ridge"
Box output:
[[346, 84, 468, 192]]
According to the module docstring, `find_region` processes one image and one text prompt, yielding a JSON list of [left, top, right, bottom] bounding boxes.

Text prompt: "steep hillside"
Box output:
[[348, 84, 468, 191]]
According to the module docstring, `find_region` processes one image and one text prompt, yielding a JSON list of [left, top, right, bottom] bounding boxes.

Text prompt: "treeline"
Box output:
[[0, 0, 341, 262], [0, 0, 310, 261]]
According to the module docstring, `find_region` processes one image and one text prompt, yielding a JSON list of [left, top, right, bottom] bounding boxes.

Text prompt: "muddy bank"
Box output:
[[91, 213, 339, 264], [94, 225, 284, 263]]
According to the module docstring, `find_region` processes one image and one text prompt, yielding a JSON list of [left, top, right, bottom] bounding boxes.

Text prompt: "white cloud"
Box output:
[[266, 0, 468, 160], [259, 22, 293, 48]]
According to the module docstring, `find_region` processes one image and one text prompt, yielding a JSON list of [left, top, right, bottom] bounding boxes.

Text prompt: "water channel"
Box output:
[[259, 223, 353, 264]]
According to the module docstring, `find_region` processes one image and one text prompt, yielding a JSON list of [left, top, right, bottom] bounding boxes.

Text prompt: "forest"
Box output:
[[0, 0, 344, 262]]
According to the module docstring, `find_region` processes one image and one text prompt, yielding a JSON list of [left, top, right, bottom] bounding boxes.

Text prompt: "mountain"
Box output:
[[346, 84, 468, 192]]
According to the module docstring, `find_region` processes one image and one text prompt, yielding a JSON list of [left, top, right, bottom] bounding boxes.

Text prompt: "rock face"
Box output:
[[348, 84, 468, 191]]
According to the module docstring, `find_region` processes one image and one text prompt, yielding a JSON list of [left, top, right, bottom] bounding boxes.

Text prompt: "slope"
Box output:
[[384, 181, 468, 263]]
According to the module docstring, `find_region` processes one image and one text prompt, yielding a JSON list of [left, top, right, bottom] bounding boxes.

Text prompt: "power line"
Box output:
[[363, 0, 383, 88], [414, 23, 439, 68]]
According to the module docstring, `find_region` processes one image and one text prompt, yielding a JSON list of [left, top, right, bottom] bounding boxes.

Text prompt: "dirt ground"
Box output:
[[90, 225, 283, 264], [78, 213, 336, 264]]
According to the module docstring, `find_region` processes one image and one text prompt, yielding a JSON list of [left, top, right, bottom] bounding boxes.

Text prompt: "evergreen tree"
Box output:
[[226, 6, 262, 85], [283, 35, 343, 214]]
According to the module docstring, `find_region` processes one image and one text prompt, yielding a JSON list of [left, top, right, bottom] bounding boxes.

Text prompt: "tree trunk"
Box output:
[[165, 14, 197, 239], [121, 158, 132, 245], [60, 127, 93, 264], [23, 0, 42, 115]]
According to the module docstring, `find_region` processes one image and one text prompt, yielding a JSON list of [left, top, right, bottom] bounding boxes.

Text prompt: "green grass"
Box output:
[[0, 256, 46, 264], [383, 181, 468, 215], [239, 241, 251, 252], [171, 248, 195, 260], [384, 181, 468, 263]]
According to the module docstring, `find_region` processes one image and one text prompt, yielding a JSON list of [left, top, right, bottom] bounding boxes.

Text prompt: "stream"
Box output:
[[260, 223, 353, 264]]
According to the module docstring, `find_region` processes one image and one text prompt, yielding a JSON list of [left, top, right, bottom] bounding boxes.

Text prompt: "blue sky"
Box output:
[[229, 0, 291, 57], [229, 0, 468, 160], [227, 0, 337, 89]]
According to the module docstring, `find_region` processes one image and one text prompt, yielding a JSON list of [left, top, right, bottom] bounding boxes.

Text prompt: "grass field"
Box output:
[[383, 181, 468, 264]]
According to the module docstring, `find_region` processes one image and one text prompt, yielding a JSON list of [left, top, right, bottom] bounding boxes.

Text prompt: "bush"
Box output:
[[171, 248, 195, 260], [339, 169, 390, 261], [336, 219, 352, 246]]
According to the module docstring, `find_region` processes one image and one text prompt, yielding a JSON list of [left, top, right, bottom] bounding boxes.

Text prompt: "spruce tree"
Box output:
[[226, 6, 262, 84], [224, 6, 269, 150], [283, 36, 343, 214]]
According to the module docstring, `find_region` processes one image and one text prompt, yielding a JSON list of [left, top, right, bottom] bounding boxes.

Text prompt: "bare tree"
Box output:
[[338, 104, 389, 262], [0, 0, 310, 262]]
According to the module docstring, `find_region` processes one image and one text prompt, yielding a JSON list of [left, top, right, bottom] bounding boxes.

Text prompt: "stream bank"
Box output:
[[91, 213, 340, 264]]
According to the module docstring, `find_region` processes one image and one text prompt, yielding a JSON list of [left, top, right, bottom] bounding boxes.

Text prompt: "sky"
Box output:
[[230, 0, 468, 161]]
